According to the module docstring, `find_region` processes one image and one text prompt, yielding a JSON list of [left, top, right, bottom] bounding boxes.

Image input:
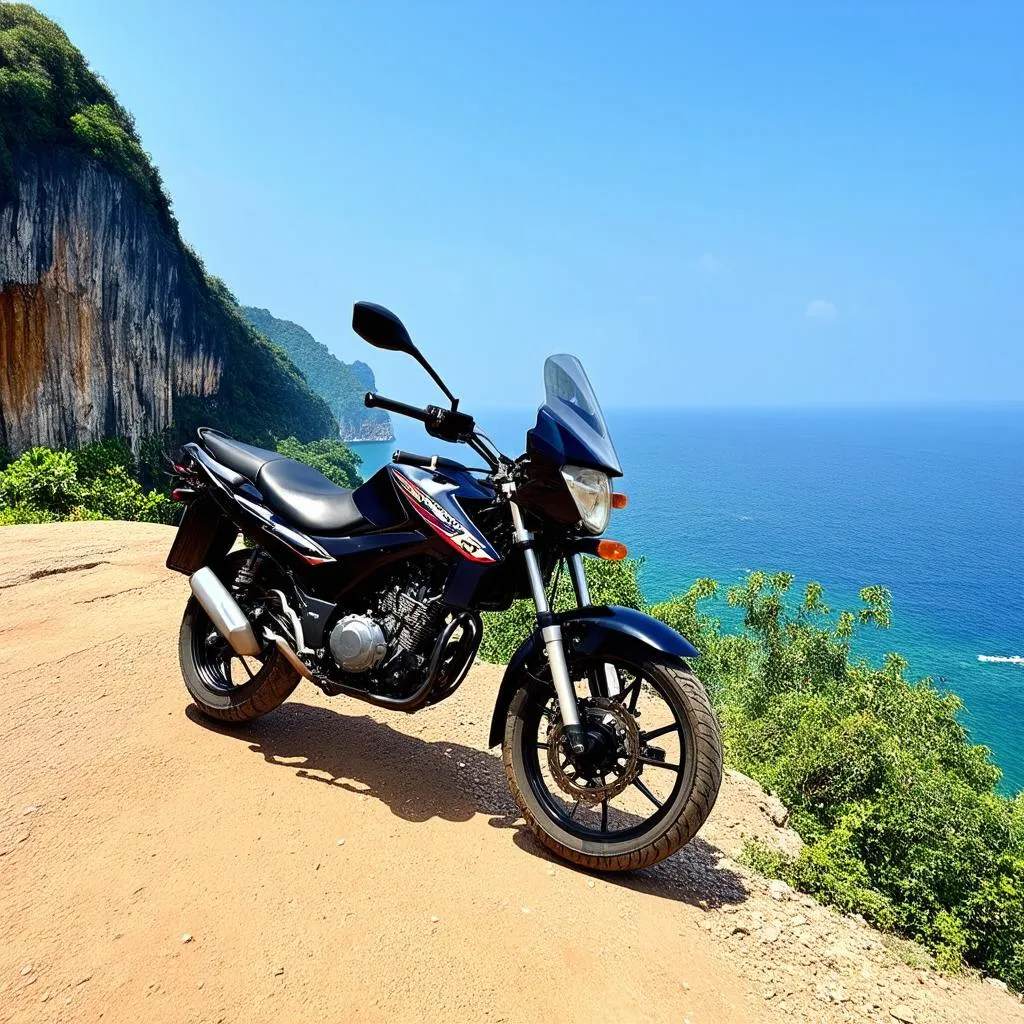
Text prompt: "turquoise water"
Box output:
[[352, 406, 1024, 793]]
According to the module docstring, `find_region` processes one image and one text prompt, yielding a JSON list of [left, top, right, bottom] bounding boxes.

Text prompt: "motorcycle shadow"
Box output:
[[185, 700, 748, 910]]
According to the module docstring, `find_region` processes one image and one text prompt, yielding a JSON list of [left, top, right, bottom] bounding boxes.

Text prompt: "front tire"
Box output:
[[503, 656, 722, 872]]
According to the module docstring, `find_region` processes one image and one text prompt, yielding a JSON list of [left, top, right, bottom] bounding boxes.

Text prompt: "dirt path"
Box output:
[[1, 522, 1020, 1024]]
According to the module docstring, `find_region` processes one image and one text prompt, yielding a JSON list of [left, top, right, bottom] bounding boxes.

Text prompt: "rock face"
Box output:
[[0, 150, 223, 453]]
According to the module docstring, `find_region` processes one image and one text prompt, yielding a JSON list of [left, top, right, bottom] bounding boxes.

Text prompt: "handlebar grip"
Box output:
[[393, 450, 433, 468], [363, 392, 430, 422]]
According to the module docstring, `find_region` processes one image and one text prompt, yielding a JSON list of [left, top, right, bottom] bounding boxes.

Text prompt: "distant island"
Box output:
[[243, 308, 394, 442]]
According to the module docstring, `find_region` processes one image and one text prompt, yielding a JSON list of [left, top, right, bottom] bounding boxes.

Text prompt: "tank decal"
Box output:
[[390, 467, 499, 564]]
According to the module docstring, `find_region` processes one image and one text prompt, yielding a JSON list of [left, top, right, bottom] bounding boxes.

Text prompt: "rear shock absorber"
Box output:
[[233, 549, 264, 592]]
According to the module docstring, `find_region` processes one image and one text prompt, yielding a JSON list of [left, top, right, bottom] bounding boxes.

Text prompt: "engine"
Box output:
[[326, 564, 445, 691]]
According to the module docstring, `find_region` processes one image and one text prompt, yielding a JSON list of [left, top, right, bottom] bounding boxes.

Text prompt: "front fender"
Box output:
[[486, 605, 700, 748]]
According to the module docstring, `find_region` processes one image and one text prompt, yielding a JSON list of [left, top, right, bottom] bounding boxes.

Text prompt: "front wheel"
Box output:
[[503, 654, 722, 871]]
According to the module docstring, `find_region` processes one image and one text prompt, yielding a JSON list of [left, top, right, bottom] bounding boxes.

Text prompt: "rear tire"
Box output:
[[503, 657, 722, 872], [179, 553, 301, 723]]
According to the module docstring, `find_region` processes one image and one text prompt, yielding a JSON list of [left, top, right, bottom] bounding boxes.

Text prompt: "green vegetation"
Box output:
[[0, 5, 337, 448], [174, 281, 339, 449], [481, 562, 1024, 989], [0, 439, 175, 525], [243, 307, 394, 441], [0, 4, 170, 221], [0, 434, 362, 526]]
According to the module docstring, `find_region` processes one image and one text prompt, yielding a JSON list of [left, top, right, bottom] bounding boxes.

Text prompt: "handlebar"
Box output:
[[364, 392, 477, 443], [364, 391, 430, 423]]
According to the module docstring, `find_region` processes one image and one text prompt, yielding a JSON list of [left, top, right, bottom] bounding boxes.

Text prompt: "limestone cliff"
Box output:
[[0, 150, 336, 453], [0, 150, 220, 452]]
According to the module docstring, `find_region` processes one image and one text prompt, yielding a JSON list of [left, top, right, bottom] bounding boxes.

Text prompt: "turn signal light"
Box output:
[[611, 492, 628, 509], [596, 540, 628, 561]]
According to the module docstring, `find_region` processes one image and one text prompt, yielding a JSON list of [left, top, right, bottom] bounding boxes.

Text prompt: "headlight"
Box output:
[[561, 465, 611, 534]]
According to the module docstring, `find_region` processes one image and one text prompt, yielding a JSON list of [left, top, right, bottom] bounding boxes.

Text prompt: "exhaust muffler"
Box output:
[[189, 566, 262, 657]]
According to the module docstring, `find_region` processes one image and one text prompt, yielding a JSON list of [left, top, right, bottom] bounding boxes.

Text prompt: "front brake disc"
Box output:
[[545, 697, 642, 805]]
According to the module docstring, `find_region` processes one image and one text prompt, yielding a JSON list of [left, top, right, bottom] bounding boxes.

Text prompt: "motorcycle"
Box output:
[[166, 301, 723, 870]]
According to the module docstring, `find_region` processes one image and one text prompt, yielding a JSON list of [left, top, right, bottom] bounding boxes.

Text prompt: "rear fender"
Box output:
[[486, 605, 700, 747]]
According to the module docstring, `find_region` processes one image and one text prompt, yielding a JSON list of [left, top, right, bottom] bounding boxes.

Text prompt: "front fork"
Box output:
[[509, 501, 587, 754]]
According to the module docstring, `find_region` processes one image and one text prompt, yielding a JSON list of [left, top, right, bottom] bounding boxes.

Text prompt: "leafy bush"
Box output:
[[275, 436, 362, 489], [0, 4, 171, 221], [0, 446, 82, 514], [480, 561, 1024, 988], [0, 439, 176, 525]]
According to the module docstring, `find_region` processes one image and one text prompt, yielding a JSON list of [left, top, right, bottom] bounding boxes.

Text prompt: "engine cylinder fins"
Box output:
[[329, 614, 388, 673]]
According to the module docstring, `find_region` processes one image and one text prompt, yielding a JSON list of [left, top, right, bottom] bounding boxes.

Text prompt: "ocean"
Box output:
[[352, 406, 1024, 794]]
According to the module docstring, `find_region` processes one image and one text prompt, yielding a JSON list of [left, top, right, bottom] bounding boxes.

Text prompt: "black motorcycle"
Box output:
[[167, 302, 722, 870]]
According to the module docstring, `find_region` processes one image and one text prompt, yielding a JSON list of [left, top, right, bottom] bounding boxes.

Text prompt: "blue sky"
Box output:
[[36, 1, 1023, 409]]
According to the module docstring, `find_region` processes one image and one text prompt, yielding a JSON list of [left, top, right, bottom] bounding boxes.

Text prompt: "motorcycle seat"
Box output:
[[197, 428, 368, 535]]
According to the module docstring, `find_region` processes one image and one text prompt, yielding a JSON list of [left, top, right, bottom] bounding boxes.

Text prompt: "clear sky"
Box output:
[[34, 1, 1023, 409]]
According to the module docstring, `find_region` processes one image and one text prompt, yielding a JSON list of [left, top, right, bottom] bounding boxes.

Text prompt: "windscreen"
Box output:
[[540, 354, 621, 474]]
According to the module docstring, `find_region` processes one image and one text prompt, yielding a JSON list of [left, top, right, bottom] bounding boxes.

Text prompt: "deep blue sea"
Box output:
[[352, 406, 1024, 793]]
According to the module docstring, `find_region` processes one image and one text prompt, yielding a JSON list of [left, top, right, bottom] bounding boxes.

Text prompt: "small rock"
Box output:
[[730, 925, 750, 937], [890, 1007, 916, 1024], [273, 967, 284, 977], [430, 916, 439, 923], [769, 880, 792, 901], [336, 838, 345, 846], [76, 974, 92, 986], [22, 806, 38, 815], [197, 982, 204, 990], [20, 965, 33, 976], [182, 934, 192, 944], [760, 925, 781, 943], [763, 989, 776, 1000], [587, 881, 595, 889], [985, 977, 1009, 992], [546, 868, 555, 877], [40, 991, 52, 1003], [521, 906, 531, 914], [790, 915, 808, 927]]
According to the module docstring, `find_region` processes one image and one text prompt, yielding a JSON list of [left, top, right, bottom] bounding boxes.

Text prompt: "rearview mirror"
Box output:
[[352, 302, 417, 355]]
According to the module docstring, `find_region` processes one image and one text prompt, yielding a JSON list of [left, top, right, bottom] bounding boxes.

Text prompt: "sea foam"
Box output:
[[978, 655, 1024, 666]]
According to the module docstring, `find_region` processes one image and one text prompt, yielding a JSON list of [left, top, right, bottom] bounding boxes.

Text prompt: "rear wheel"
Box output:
[[179, 551, 301, 723], [503, 653, 722, 871]]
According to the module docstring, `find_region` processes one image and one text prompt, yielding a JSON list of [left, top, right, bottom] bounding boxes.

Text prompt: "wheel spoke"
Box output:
[[625, 677, 641, 714], [569, 801, 580, 820], [641, 722, 680, 742], [637, 756, 680, 771], [632, 777, 663, 809], [600, 799, 608, 833], [238, 656, 256, 681]]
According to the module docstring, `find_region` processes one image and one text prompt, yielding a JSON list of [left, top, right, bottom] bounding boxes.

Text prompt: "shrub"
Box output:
[[0, 446, 82, 514], [0, 440, 176, 525]]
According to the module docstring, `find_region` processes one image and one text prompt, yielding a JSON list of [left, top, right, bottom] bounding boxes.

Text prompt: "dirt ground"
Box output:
[[2, 522, 1021, 1024]]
